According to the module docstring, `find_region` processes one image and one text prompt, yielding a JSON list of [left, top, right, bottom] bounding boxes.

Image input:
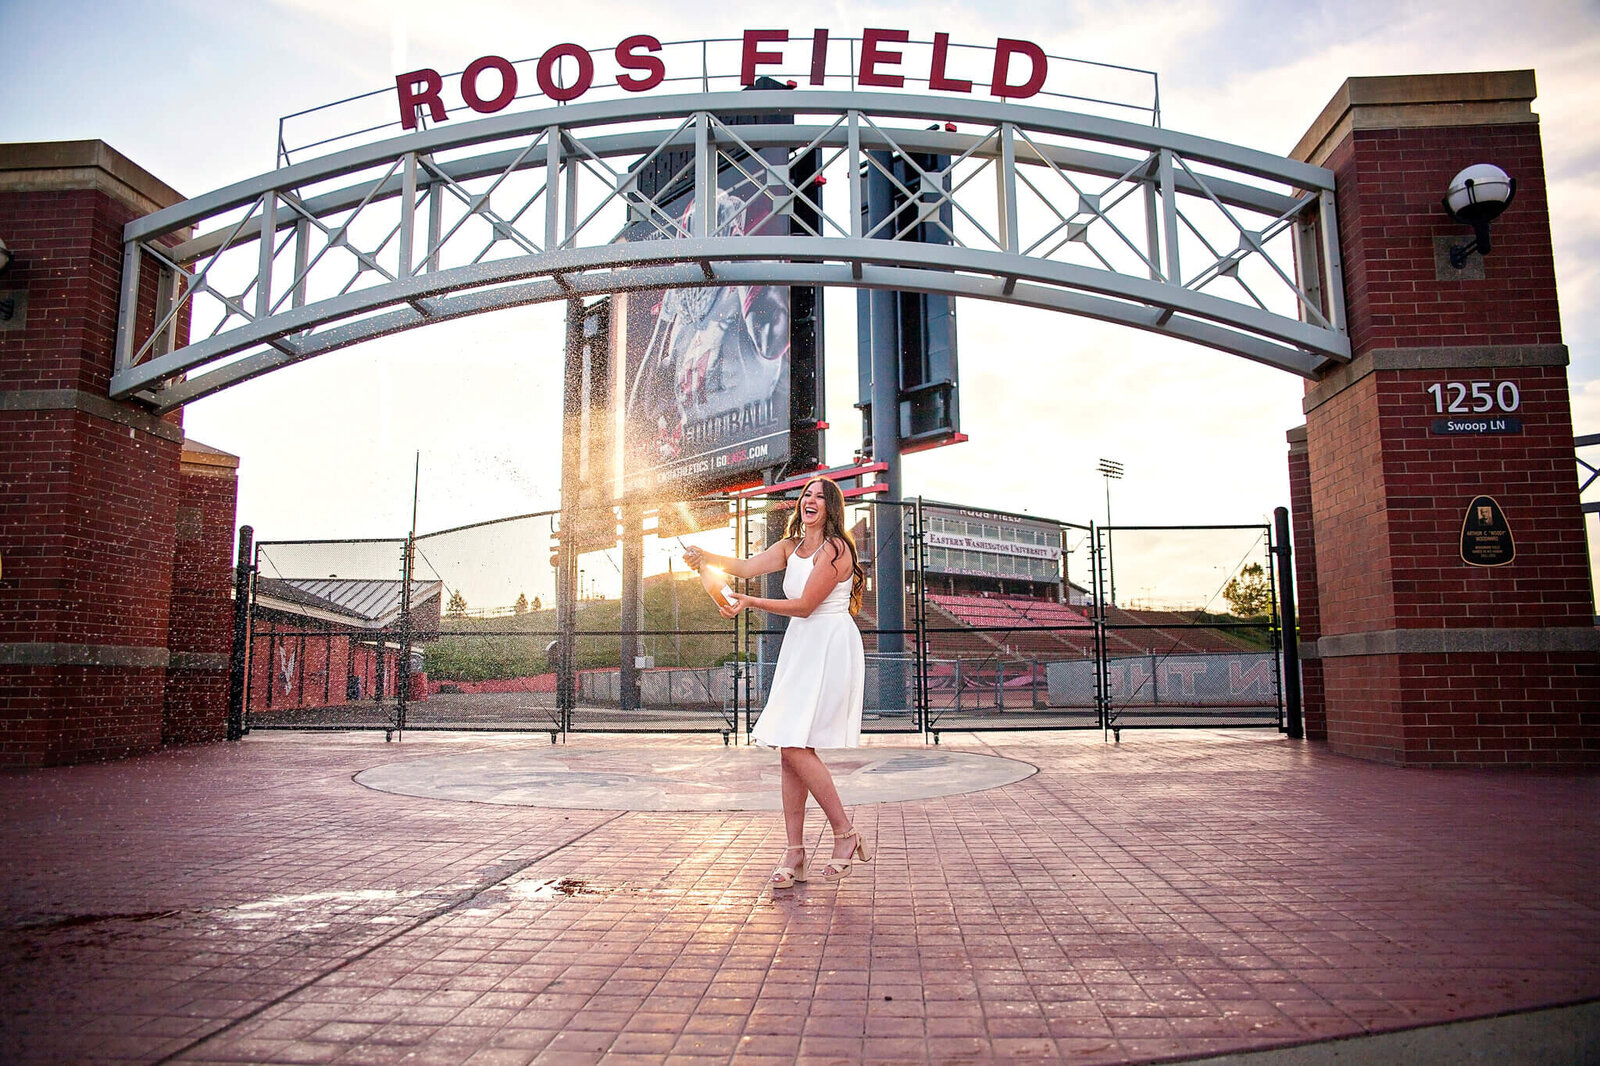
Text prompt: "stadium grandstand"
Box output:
[[854, 499, 1263, 661]]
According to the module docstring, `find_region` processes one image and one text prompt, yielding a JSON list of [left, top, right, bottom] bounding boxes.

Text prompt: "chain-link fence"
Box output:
[[411, 506, 742, 736], [239, 503, 1290, 742], [1093, 523, 1283, 736], [407, 512, 563, 734], [246, 537, 413, 733], [920, 516, 1101, 737], [554, 502, 742, 735]]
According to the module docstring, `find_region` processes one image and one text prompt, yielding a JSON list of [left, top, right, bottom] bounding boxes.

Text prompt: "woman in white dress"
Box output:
[[683, 476, 871, 888]]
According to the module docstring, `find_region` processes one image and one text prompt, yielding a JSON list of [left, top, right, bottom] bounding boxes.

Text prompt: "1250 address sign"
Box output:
[[1425, 381, 1520, 415], [1426, 381, 1524, 435]]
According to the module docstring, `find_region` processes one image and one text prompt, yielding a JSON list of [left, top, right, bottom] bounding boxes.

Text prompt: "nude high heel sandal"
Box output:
[[770, 845, 808, 889], [820, 826, 872, 882]]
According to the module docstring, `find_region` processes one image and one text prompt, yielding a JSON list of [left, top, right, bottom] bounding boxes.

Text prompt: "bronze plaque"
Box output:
[[1460, 495, 1514, 567]]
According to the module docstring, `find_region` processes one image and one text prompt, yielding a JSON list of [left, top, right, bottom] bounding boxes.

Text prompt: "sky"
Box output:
[[4, 0, 1598, 607]]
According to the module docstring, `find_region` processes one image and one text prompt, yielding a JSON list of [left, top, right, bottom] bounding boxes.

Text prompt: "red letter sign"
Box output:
[[809, 28, 829, 85], [741, 29, 788, 85], [858, 28, 908, 88], [616, 34, 665, 92], [462, 55, 518, 114], [396, 69, 446, 130], [537, 43, 595, 102], [928, 32, 972, 93], [991, 38, 1047, 99]]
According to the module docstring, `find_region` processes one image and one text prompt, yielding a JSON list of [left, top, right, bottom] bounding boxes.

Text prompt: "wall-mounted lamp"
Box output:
[[0, 237, 13, 275], [1442, 164, 1516, 269]]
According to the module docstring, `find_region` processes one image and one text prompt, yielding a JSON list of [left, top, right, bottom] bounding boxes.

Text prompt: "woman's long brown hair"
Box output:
[[785, 475, 867, 615]]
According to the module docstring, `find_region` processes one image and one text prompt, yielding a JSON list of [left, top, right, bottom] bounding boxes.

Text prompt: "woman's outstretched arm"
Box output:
[[726, 540, 851, 620], [683, 538, 790, 580]]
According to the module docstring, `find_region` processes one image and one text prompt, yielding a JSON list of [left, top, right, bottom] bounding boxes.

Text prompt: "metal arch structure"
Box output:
[[112, 90, 1350, 413]]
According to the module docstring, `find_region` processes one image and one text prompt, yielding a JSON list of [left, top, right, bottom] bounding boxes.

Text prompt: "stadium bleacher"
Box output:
[[925, 594, 1259, 658]]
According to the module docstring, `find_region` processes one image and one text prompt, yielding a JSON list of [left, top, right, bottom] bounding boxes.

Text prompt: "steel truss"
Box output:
[[115, 90, 1348, 412]]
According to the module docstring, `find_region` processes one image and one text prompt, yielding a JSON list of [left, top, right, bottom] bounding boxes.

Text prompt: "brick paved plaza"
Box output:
[[2, 728, 1597, 1063]]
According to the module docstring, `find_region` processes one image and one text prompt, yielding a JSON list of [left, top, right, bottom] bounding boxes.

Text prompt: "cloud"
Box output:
[[1573, 380, 1600, 438]]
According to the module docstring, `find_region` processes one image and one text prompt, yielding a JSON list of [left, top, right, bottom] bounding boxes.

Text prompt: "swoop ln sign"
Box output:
[[397, 29, 1056, 129]]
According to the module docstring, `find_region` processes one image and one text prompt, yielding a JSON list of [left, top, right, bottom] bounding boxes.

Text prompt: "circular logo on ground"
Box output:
[[355, 745, 1036, 811]]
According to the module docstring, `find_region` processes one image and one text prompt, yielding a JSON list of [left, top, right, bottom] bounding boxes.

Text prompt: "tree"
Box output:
[[531, 596, 542, 611], [514, 592, 529, 615], [446, 590, 468, 618], [1222, 563, 1272, 617]]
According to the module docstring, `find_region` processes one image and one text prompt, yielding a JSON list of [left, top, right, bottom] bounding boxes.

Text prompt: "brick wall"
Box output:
[[247, 624, 399, 713], [1328, 126, 1562, 359], [1377, 365, 1589, 629], [162, 444, 239, 745], [1294, 76, 1599, 767], [0, 143, 197, 767], [0, 409, 180, 648], [1285, 428, 1326, 740], [1321, 652, 1598, 766], [0, 665, 170, 765]]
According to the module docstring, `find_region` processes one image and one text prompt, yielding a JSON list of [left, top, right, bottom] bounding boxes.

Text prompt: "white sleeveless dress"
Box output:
[[750, 545, 866, 749]]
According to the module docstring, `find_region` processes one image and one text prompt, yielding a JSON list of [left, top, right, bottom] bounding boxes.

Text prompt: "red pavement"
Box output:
[[1, 729, 1597, 1064]]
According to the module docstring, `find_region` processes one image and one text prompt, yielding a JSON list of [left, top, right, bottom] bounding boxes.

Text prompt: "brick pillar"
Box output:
[[163, 441, 239, 745], [1292, 72, 1599, 766], [1285, 426, 1326, 740], [0, 141, 192, 766]]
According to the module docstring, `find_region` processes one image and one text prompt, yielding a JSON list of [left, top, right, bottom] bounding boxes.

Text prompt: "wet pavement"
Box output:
[[1, 728, 1597, 1064]]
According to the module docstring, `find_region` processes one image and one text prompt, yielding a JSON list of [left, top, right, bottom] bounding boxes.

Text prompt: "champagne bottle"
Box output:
[[697, 562, 736, 609]]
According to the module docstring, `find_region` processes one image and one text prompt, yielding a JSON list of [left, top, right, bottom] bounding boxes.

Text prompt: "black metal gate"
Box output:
[[233, 503, 1298, 745], [242, 535, 416, 737], [920, 515, 1291, 743], [918, 515, 1098, 738], [1087, 522, 1285, 742], [236, 508, 744, 742], [551, 500, 741, 740]]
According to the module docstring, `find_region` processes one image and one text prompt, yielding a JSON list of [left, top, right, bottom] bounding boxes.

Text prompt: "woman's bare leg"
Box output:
[[763, 755, 810, 885], [780, 752, 808, 846], [780, 747, 853, 861]]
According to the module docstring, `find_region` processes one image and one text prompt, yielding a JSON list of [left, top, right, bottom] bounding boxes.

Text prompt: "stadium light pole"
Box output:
[[1098, 459, 1123, 607]]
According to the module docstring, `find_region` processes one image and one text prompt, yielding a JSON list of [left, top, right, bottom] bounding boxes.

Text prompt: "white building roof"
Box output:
[[254, 578, 442, 630]]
